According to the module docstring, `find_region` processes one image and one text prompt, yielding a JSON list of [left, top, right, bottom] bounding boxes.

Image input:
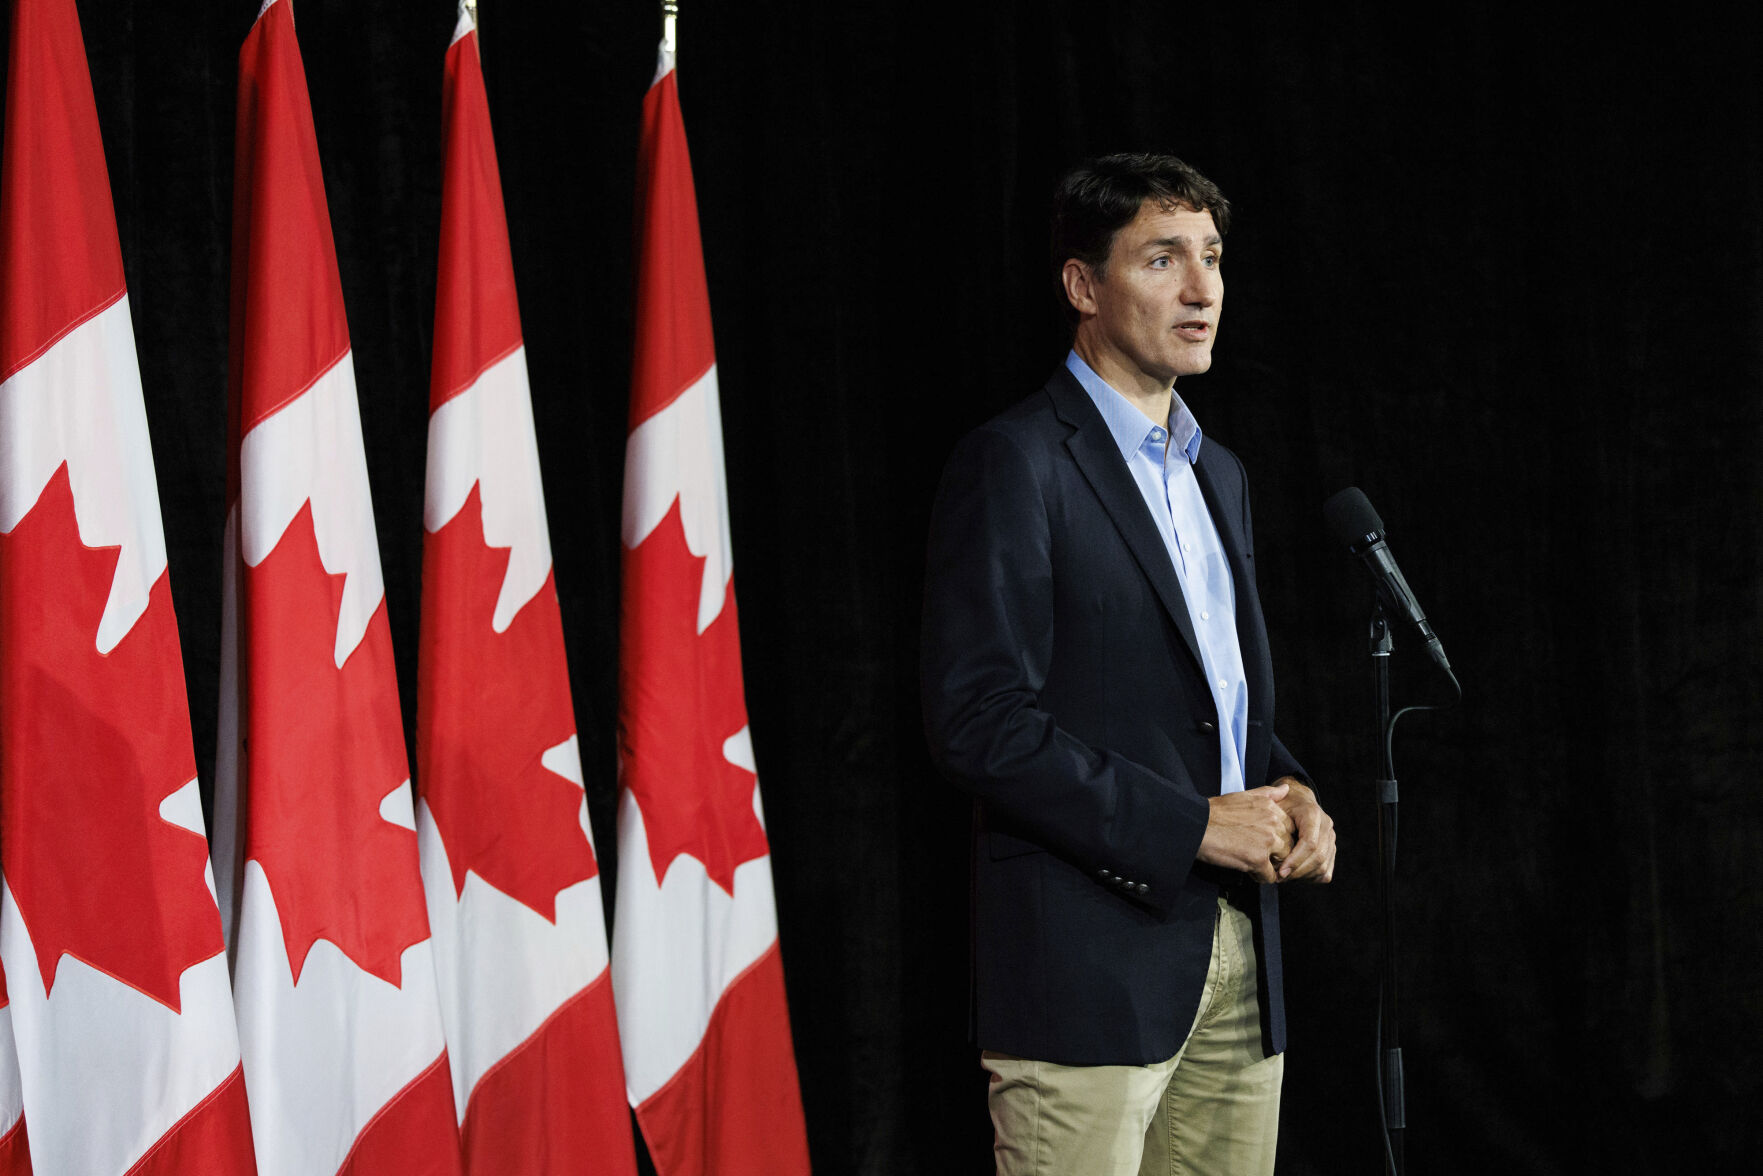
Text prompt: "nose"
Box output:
[[1181, 263, 1219, 308]]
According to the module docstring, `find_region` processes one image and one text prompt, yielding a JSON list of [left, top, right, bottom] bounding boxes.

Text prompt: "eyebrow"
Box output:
[[1145, 234, 1223, 250]]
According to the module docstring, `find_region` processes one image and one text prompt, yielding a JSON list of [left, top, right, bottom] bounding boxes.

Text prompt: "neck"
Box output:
[[1072, 331, 1172, 425]]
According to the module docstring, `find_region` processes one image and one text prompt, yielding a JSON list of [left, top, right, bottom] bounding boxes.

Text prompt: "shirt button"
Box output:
[[1216, 678, 1227, 690], [1201, 611, 1210, 621]]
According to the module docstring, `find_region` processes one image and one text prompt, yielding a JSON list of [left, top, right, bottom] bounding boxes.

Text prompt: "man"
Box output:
[[921, 153, 1336, 1175]]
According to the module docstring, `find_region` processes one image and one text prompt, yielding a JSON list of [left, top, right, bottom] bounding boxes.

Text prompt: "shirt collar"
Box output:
[[1065, 350, 1203, 466]]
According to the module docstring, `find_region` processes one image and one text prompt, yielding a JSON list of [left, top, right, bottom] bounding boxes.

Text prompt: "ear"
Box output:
[[1061, 258, 1099, 318]]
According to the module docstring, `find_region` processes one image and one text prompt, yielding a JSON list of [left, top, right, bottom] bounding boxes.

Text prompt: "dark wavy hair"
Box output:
[[1051, 154, 1230, 318]]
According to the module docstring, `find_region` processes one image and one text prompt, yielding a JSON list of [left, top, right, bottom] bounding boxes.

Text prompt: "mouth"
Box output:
[[1173, 320, 1212, 342]]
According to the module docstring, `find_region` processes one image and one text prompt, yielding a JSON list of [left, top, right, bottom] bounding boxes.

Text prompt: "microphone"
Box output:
[[1323, 487, 1451, 674]]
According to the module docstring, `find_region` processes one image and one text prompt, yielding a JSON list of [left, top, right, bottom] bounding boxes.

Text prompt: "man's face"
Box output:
[[1077, 201, 1223, 391]]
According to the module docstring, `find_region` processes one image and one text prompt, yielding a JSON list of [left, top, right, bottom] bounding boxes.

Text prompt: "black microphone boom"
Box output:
[[1322, 487, 1451, 675]]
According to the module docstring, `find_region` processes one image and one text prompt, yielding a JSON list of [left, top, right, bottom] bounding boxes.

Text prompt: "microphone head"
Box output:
[[1323, 486, 1385, 551]]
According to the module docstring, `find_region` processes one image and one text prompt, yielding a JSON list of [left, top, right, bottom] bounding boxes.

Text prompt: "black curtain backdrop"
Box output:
[[6, 1, 1760, 1172]]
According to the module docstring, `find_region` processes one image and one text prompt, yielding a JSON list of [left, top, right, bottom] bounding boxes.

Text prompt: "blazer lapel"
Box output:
[[1047, 371, 1205, 674], [1190, 446, 1249, 585], [1192, 444, 1270, 712]]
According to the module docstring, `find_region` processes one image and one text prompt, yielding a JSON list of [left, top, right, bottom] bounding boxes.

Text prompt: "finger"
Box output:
[[1255, 790, 1296, 831], [1289, 854, 1325, 881], [1295, 834, 1337, 883], [1277, 811, 1317, 876], [1279, 834, 1315, 879]]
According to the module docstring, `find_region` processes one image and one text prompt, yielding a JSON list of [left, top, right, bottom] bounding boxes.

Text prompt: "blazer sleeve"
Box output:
[[920, 424, 1210, 915], [1269, 732, 1310, 789]]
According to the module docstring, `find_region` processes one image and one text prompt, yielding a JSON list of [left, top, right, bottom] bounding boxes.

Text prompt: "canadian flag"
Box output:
[[210, 2, 463, 1173], [0, 0, 256, 1172], [613, 38, 812, 1176], [415, 7, 638, 1174]]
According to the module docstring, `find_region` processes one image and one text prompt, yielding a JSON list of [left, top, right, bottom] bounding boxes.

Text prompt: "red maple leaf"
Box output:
[[0, 464, 222, 1011], [243, 500, 429, 987], [619, 498, 769, 895], [415, 483, 597, 920]]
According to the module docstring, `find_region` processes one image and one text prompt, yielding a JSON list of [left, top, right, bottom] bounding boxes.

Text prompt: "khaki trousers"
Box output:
[[983, 898, 1283, 1175]]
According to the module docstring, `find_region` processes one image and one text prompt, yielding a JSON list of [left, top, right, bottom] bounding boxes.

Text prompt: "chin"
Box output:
[[1174, 351, 1214, 378]]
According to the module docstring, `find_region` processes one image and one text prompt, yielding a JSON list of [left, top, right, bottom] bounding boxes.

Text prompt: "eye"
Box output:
[[1203, 253, 1221, 268], [1150, 255, 1171, 269]]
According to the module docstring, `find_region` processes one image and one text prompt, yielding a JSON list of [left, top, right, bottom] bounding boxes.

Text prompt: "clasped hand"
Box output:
[[1195, 778, 1335, 884]]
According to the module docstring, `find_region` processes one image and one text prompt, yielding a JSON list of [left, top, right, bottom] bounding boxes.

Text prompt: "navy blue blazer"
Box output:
[[921, 365, 1308, 1066]]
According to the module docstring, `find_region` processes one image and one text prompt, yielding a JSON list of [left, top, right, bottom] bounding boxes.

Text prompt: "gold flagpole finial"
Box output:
[[662, 1, 679, 54]]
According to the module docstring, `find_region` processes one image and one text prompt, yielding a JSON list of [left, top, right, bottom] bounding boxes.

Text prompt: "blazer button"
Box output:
[[1135, 883, 1149, 895], [1098, 869, 1114, 882], [1197, 720, 1216, 734]]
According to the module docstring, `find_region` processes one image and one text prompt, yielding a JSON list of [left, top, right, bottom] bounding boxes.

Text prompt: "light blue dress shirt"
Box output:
[[1065, 351, 1248, 795]]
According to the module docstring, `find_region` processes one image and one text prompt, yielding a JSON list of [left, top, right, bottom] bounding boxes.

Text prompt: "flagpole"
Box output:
[[662, 0, 678, 53]]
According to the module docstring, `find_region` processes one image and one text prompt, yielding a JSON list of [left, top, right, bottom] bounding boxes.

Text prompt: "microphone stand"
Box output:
[[1370, 605, 1404, 1175]]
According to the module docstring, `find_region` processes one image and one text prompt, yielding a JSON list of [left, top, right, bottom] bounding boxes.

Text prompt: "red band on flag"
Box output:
[[335, 1054, 462, 1176], [228, 0, 352, 456], [431, 30, 524, 412], [633, 946, 810, 1176], [0, 1119, 28, 1175], [121, 1067, 255, 1176], [628, 67, 717, 429], [0, 0, 125, 383], [459, 972, 636, 1176]]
